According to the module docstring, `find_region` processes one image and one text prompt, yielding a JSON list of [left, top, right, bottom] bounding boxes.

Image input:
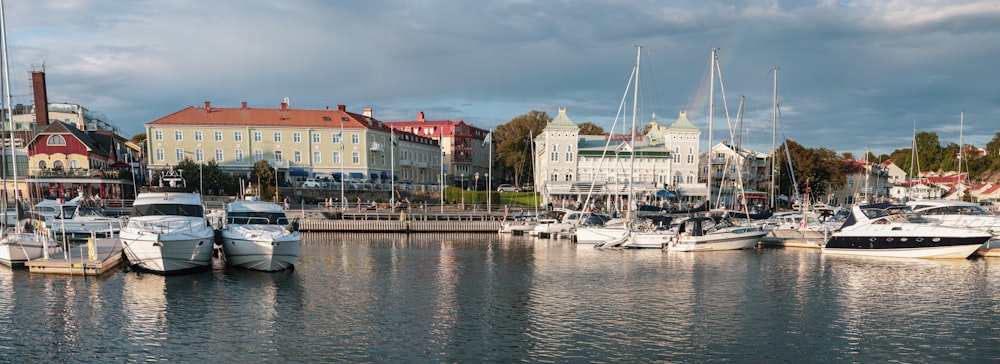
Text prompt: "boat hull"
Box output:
[[0, 233, 60, 268], [121, 232, 215, 273], [667, 230, 766, 252], [823, 235, 987, 259], [221, 234, 301, 272], [575, 227, 628, 245]]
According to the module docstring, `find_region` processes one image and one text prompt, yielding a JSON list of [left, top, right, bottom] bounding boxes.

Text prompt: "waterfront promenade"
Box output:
[[281, 202, 514, 233]]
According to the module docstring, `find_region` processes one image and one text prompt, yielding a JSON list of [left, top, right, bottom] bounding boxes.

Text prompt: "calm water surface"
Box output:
[[2, 233, 1000, 362]]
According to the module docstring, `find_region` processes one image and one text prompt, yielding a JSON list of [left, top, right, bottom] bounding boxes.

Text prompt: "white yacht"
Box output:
[[36, 197, 123, 240], [823, 205, 991, 259], [905, 199, 1000, 257], [120, 170, 216, 273], [0, 226, 58, 268], [666, 216, 766, 252], [219, 186, 301, 271]]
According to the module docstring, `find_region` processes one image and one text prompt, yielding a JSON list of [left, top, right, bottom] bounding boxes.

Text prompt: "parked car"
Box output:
[[497, 184, 519, 192], [302, 178, 322, 188]]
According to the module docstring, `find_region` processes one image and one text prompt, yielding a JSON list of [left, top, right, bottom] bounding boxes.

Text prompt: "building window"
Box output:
[[175, 130, 183, 141], [333, 152, 341, 164], [235, 149, 243, 162], [53, 160, 64, 170], [312, 133, 320, 143], [294, 151, 302, 163], [47, 135, 66, 145], [687, 176, 693, 184], [566, 145, 573, 162], [551, 144, 558, 161], [687, 155, 694, 164], [550, 173, 558, 181], [293, 132, 302, 143], [234, 131, 243, 142], [254, 150, 263, 161], [565, 173, 573, 181], [333, 132, 342, 143], [154, 130, 163, 141], [156, 148, 164, 161], [215, 149, 223, 162], [254, 131, 262, 142], [194, 131, 203, 141], [352, 134, 360, 144], [175, 149, 184, 161], [313, 151, 321, 163], [196, 149, 204, 162], [275, 150, 283, 162], [38, 161, 47, 169], [352, 151, 360, 164], [214, 131, 223, 141], [274, 132, 282, 142]]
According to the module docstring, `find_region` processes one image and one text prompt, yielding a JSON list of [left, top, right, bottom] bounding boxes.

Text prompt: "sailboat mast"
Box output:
[[626, 45, 641, 220], [769, 66, 777, 210], [958, 111, 964, 189], [0, 0, 18, 211], [707, 48, 716, 211]]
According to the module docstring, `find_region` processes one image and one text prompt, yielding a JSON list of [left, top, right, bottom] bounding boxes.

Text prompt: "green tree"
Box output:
[[578, 122, 605, 135], [494, 110, 550, 187], [251, 160, 278, 198]]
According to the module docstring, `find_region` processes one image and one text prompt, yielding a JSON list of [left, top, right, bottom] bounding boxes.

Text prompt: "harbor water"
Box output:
[[2, 233, 1000, 362]]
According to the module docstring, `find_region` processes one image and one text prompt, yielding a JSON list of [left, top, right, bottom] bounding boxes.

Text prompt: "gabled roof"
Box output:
[[28, 120, 112, 158], [545, 108, 579, 131], [147, 103, 394, 132]]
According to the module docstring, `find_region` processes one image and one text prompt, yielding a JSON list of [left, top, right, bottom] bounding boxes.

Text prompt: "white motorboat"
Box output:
[[36, 198, 123, 240], [530, 209, 586, 239], [822, 205, 991, 259], [0, 226, 59, 268], [666, 216, 766, 251], [905, 199, 1000, 257], [120, 170, 216, 273], [759, 210, 843, 249], [219, 187, 301, 272]]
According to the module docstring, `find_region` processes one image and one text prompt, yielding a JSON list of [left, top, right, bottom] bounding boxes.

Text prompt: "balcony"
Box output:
[[30, 168, 131, 180]]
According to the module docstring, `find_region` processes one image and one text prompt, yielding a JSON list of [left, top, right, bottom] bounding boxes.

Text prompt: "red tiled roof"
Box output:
[[147, 103, 390, 131]]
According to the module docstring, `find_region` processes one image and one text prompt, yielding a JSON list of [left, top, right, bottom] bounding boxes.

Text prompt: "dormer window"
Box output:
[[47, 135, 66, 146]]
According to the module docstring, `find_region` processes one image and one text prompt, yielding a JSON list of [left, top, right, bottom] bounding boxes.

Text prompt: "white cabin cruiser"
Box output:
[[219, 186, 301, 271], [823, 205, 991, 259], [120, 170, 216, 273]]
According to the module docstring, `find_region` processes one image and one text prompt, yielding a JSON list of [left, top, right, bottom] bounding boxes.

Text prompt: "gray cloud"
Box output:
[[5, 0, 999, 156]]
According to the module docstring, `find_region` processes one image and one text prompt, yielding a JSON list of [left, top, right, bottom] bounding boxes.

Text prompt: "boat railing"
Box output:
[[228, 216, 275, 225], [126, 218, 206, 234]]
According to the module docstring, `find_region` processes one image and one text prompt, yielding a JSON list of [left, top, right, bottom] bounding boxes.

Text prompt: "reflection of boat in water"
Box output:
[[219, 185, 302, 272], [823, 205, 991, 259], [120, 169, 215, 273]]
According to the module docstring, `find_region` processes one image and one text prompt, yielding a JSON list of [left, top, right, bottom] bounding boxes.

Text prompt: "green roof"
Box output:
[[545, 107, 580, 131], [668, 111, 698, 130]]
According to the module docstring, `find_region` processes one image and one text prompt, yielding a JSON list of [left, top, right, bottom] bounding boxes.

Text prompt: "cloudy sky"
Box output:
[[4, 0, 999, 156]]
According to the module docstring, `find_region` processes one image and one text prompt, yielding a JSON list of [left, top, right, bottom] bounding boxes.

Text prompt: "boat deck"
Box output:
[[25, 238, 124, 276]]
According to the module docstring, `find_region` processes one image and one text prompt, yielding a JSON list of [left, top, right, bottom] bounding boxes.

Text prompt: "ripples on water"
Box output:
[[1, 233, 999, 362]]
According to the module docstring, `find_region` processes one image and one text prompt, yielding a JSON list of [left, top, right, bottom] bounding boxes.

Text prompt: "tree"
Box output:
[[494, 110, 550, 187], [251, 160, 278, 197], [578, 122, 605, 135]]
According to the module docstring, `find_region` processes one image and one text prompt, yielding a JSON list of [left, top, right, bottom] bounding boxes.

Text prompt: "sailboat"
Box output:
[[665, 48, 765, 251], [0, 0, 58, 267], [585, 46, 645, 248]]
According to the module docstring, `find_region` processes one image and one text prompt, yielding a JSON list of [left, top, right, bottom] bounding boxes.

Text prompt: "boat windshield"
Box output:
[[227, 212, 290, 225], [132, 203, 204, 218], [916, 204, 991, 216]]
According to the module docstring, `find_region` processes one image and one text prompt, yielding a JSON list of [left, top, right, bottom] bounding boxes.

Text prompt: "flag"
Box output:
[[482, 131, 492, 147], [391, 128, 398, 146]]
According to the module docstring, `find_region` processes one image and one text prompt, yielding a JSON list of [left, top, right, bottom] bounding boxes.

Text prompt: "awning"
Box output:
[[380, 171, 388, 180], [655, 189, 677, 198], [289, 168, 309, 177], [349, 172, 364, 179], [678, 186, 708, 197], [370, 172, 379, 180]]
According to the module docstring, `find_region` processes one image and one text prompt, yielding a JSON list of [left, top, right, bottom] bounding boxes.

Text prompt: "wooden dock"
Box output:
[[299, 219, 500, 233], [25, 238, 125, 276]]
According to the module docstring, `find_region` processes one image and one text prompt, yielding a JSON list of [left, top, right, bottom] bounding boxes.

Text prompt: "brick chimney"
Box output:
[[337, 104, 346, 112], [363, 107, 372, 117], [204, 101, 211, 112], [280, 102, 287, 111], [241, 101, 247, 110], [418, 111, 425, 122], [31, 70, 49, 127]]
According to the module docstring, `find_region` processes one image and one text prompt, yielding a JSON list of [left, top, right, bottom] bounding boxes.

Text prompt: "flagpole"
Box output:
[[440, 128, 445, 213], [340, 121, 345, 211], [487, 128, 492, 214], [390, 127, 395, 206]]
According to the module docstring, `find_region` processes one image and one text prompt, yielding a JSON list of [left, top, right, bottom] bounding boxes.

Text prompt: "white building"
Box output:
[[533, 109, 702, 209]]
